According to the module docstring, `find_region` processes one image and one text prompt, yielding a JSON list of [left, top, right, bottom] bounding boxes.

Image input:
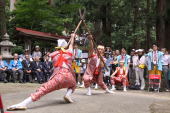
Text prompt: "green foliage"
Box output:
[[6, 0, 159, 50], [11, 46, 24, 55]]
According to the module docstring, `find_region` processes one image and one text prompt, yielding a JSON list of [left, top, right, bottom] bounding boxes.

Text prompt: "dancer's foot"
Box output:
[[123, 87, 127, 92], [105, 89, 115, 94], [7, 104, 27, 111], [110, 85, 116, 91], [94, 84, 98, 90], [86, 91, 92, 96], [64, 95, 74, 103], [110, 88, 116, 91]]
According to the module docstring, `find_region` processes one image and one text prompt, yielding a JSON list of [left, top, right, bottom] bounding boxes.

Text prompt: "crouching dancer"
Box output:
[[110, 60, 128, 92], [7, 34, 77, 111], [83, 35, 114, 96]]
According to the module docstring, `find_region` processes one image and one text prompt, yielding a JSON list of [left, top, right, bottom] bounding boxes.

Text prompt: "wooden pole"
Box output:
[[82, 21, 108, 71], [66, 20, 83, 48]]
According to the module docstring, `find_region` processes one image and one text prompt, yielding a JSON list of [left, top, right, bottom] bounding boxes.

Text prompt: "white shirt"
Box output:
[[152, 51, 158, 65], [133, 55, 146, 68], [162, 54, 170, 66]]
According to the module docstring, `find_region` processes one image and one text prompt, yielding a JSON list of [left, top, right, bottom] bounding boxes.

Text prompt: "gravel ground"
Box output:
[[1, 83, 170, 113]]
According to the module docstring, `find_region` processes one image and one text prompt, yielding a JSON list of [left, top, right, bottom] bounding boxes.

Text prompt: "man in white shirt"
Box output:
[[161, 48, 170, 91]]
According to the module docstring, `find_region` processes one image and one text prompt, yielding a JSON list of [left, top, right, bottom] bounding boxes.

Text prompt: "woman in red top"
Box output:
[[7, 34, 77, 111], [110, 60, 128, 92]]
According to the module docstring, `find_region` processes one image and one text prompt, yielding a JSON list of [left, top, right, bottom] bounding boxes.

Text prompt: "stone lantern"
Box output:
[[0, 33, 16, 59]]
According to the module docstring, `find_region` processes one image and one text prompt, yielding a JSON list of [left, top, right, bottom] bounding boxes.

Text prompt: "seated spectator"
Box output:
[[110, 60, 128, 92], [31, 56, 44, 83], [0, 55, 8, 83], [9, 53, 23, 83], [22, 55, 33, 83], [43, 55, 53, 82], [32, 46, 42, 60], [19, 49, 33, 62]]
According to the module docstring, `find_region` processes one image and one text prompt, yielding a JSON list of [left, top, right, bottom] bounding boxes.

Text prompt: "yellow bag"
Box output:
[[139, 64, 145, 69], [72, 61, 80, 73]]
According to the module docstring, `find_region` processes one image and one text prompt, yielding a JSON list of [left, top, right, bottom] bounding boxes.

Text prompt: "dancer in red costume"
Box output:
[[7, 34, 77, 111], [83, 35, 114, 95], [110, 60, 128, 92]]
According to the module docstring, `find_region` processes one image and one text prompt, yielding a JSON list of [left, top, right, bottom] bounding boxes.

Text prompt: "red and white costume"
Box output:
[[83, 54, 107, 90], [111, 67, 128, 86], [31, 49, 76, 101]]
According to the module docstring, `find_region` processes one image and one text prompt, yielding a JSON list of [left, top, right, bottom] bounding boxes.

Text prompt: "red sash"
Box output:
[[94, 67, 101, 76], [53, 50, 72, 67]]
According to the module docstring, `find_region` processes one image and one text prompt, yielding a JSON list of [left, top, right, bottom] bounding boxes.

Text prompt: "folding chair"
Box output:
[[148, 74, 161, 92]]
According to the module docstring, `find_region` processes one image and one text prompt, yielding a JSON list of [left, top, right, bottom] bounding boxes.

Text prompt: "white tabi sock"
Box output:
[[105, 88, 114, 94], [87, 87, 92, 95], [9, 97, 32, 108], [123, 86, 127, 92], [111, 85, 116, 90], [66, 89, 73, 96], [94, 84, 98, 89]]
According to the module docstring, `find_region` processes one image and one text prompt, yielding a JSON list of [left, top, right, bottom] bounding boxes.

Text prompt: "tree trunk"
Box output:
[[100, 1, 112, 46], [165, 0, 170, 50], [0, 0, 7, 38], [146, 0, 151, 50], [132, 0, 139, 49], [156, 0, 166, 48]]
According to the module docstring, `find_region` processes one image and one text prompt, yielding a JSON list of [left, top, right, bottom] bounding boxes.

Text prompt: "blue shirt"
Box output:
[[9, 60, 22, 69], [0, 60, 8, 68]]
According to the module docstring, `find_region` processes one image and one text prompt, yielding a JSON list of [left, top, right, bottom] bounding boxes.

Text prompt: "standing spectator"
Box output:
[[111, 50, 119, 72], [161, 48, 170, 91], [129, 49, 136, 85], [133, 49, 146, 90], [9, 53, 23, 83], [32, 46, 42, 60], [43, 55, 53, 82], [104, 53, 112, 86], [73, 44, 82, 85], [146, 44, 163, 90], [22, 55, 33, 83], [117, 48, 131, 67], [31, 56, 44, 84], [0, 55, 8, 83]]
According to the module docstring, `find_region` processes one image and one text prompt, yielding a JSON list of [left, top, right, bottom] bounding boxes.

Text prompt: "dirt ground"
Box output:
[[1, 83, 170, 113]]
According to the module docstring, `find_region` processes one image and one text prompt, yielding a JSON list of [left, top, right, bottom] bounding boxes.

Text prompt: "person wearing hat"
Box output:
[[32, 45, 42, 60], [7, 34, 77, 111], [83, 35, 114, 96], [133, 49, 146, 90], [110, 60, 128, 91]]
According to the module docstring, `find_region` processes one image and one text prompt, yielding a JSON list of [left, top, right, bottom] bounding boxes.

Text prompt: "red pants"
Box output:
[[110, 76, 127, 86], [83, 73, 107, 90], [31, 67, 76, 101]]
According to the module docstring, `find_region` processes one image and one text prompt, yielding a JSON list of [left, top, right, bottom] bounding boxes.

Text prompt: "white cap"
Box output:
[[135, 50, 139, 53], [138, 49, 143, 52], [57, 39, 68, 48]]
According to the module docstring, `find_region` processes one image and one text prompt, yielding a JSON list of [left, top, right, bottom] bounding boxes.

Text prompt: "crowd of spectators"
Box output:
[[0, 44, 169, 92], [0, 46, 53, 84]]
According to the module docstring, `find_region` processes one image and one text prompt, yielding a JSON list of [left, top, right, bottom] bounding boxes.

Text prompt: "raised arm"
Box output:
[[68, 33, 76, 50], [88, 35, 94, 56]]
